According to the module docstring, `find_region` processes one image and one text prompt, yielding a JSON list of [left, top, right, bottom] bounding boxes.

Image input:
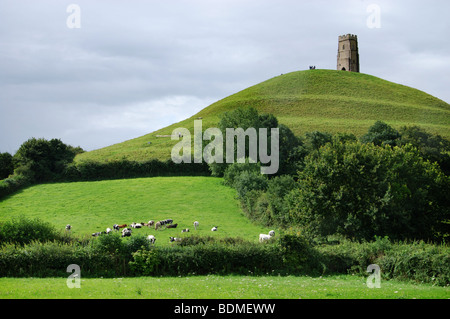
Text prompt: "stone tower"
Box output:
[[337, 34, 360, 72]]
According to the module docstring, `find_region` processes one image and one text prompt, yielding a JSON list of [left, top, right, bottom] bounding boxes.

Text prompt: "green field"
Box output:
[[75, 69, 450, 163], [0, 176, 272, 244], [0, 275, 447, 299], [1, 167, 448, 300]]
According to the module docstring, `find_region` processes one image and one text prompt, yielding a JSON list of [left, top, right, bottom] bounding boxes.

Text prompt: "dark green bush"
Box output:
[[0, 217, 59, 245], [291, 140, 450, 241], [0, 152, 14, 179], [129, 239, 285, 276], [124, 235, 152, 256], [0, 174, 32, 200], [63, 159, 210, 182], [378, 241, 450, 286], [0, 241, 115, 277], [316, 237, 450, 286], [234, 170, 268, 200], [90, 232, 124, 255]]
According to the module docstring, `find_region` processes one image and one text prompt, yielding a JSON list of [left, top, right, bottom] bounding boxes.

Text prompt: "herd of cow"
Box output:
[[65, 220, 274, 243], [65, 218, 203, 243]]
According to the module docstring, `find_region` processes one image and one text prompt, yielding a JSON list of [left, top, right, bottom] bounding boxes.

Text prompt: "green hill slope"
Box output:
[[0, 176, 272, 245], [76, 69, 450, 163]]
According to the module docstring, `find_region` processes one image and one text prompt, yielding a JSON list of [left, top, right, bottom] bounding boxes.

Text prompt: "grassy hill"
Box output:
[[76, 69, 450, 163], [0, 176, 272, 246]]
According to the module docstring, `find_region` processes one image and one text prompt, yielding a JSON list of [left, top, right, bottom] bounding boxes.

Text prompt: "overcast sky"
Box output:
[[1, 0, 449, 154]]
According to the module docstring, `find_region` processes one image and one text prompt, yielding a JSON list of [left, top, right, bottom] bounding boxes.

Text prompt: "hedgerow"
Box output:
[[0, 218, 447, 285]]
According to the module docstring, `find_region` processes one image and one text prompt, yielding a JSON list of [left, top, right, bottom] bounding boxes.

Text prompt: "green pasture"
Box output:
[[0, 275, 448, 299], [0, 176, 272, 245]]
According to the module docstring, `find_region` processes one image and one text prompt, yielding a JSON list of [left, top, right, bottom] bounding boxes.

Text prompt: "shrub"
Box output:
[[0, 241, 115, 277], [360, 121, 400, 147], [129, 238, 285, 276], [0, 174, 32, 200], [291, 140, 450, 241], [223, 160, 261, 187], [378, 241, 450, 286], [0, 217, 59, 246], [13, 138, 79, 183], [129, 248, 161, 276], [277, 231, 321, 274], [90, 232, 124, 255], [63, 159, 210, 182], [0, 152, 14, 179], [124, 235, 152, 256], [316, 237, 450, 286], [233, 170, 268, 200]]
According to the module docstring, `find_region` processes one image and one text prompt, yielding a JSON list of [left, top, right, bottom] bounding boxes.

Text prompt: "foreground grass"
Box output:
[[0, 177, 272, 246], [0, 275, 448, 299]]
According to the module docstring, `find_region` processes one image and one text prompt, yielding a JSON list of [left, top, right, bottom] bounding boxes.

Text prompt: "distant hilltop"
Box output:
[[75, 70, 450, 163]]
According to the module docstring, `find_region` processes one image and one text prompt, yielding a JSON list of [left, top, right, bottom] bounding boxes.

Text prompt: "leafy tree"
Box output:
[[398, 125, 450, 175], [223, 159, 261, 187], [0, 152, 14, 179], [360, 121, 400, 147], [303, 131, 333, 152], [13, 138, 81, 182], [290, 139, 449, 241], [209, 107, 302, 177], [264, 175, 297, 224], [233, 170, 268, 200]]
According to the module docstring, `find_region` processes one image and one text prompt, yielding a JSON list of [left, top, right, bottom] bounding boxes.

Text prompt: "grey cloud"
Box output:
[[0, 0, 449, 154]]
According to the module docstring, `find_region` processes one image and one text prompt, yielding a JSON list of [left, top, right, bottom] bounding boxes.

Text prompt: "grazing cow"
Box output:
[[92, 232, 104, 237], [193, 221, 199, 230], [117, 224, 127, 229], [211, 226, 218, 232], [65, 224, 71, 231], [169, 237, 182, 243], [167, 223, 178, 229], [113, 224, 120, 231], [181, 228, 189, 233], [106, 228, 112, 234], [148, 220, 154, 227], [159, 219, 173, 228], [131, 222, 142, 229], [147, 235, 156, 244], [121, 228, 132, 237], [155, 221, 162, 230]]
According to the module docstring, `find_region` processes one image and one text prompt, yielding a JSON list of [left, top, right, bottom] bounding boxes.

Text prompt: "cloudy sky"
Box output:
[[1, 0, 449, 154]]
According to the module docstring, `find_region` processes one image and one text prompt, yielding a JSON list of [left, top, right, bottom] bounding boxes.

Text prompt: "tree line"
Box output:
[[213, 107, 450, 243], [1, 108, 449, 243]]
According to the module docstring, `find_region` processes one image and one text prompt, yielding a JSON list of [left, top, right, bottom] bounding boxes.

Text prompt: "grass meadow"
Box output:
[[1, 275, 448, 299], [0, 176, 273, 245], [0, 176, 448, 300]]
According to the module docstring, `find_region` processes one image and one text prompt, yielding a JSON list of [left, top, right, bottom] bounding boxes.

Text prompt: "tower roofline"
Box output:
[[339, 34, 358, 41]]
